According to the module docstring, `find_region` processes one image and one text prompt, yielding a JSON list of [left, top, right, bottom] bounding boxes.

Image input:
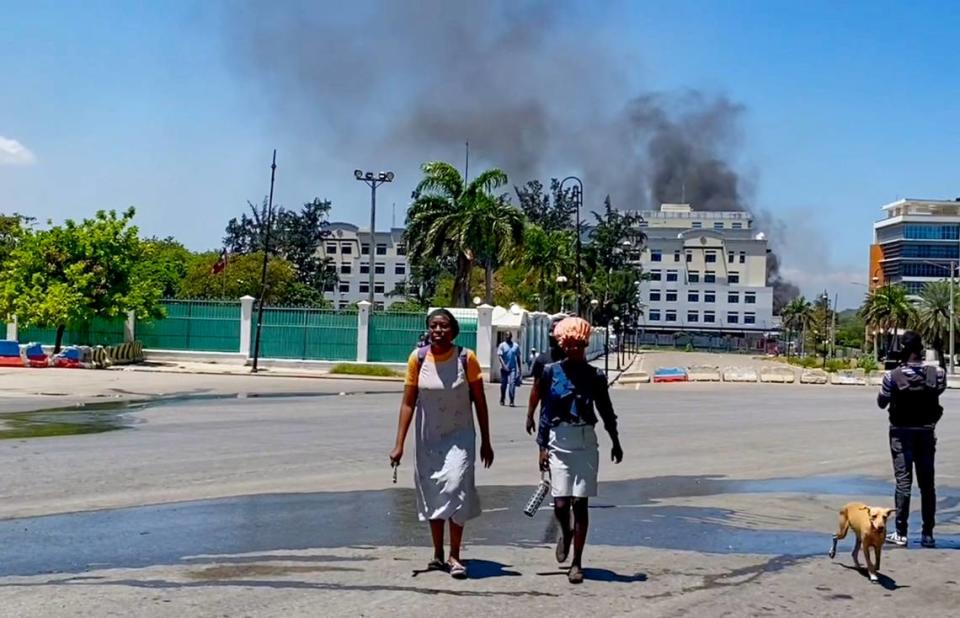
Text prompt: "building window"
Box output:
[[361, 244, 370, 255], [745, 292, 756, 304], [376, 244, 387, 256], [374, 282, 385, 294], [649, 290, 662, 302], [687, 311, 699, 323], [704, 311, 716, 323], [338, 282, 350, 293], [665, 310, 677, 322], [739, 251, 746, 264], [729, 272, 740, 284], [704, 291, 716, 303], [666, 270, 679, 282], [686, 252, 693, 262], [744, 312, 756, 325], [358, 282, 370, 294], [728, 251, 735, 264], [666, 290, 678, 302], [326, 243, 337, 254], [692, 221, 702, 229], [649, 270, 662, 281], [674, 250, 681, 262], [728, 292, 740, 303], [375, 263, 385, 275], [732, 222, 743, 230], [705, 271, 717, 283], [649, 310, 661, 321], [396, 244, 406, 256], [360, 263, 370, 274], [395, 263, 406, 275], [651, 250, 662, 262], [374, 302, 385, 311], [340, 263, 352, 275], [706, 252, 717, 263], [323, 281, 335, 292], [341, 244, 353, 255], [688, 272, 700, 283], [714, 222, 724, 231], [688, 291, 699, 303], [727, 312, 739, 324]]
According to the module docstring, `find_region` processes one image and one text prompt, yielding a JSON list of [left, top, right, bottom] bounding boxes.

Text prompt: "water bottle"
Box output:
[[523, 473, 551, 517]]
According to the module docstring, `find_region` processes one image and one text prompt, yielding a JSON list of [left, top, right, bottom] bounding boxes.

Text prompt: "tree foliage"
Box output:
[[911, 280, 957, 366], [178, 251, 302, 304], [514, 179, 577, 233], [0, 208, 162, 351]]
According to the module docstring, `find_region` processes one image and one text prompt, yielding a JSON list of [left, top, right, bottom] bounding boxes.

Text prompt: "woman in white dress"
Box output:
[[535, 317, 622, 584], [390, 309, 494, 579]]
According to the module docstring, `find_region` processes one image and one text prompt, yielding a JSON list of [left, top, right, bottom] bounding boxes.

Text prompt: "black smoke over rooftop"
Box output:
[[223, 0, 798, 308]]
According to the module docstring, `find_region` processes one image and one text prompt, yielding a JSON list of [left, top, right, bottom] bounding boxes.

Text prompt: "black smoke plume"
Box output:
[[223, 0, 799, 309]]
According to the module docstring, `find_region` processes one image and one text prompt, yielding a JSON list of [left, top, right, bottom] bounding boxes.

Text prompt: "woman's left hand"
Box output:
[[480, 441, 495, 468], [611, 442, 624, 464]]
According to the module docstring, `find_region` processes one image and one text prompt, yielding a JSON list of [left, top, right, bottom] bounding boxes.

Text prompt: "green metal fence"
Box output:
[[255, 306, 357, 361], [19, 317, 127, 347], [368, 312, 424, 362], [138, 300, 241, 352], [458, 318, 478, 352]]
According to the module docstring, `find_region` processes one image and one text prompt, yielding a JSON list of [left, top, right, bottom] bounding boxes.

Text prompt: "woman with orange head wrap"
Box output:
[[533, 317, 623, 584]]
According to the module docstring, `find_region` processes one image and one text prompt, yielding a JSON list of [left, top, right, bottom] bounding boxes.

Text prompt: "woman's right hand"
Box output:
[[538, 448, 549, 472], [389, 446, 403, 467]]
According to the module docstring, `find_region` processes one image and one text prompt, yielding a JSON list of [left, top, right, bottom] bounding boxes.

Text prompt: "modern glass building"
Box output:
[[870, 199, 960, 295]]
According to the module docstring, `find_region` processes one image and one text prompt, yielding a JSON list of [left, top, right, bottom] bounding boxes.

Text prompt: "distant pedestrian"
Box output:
[[497, 332, 521, 407], [416, 332, 430, 348], [389, 309, 494, 579], [877, 330, 945, 548], [535, 317, 622, 584]]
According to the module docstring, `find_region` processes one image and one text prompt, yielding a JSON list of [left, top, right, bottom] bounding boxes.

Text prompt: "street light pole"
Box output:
[[950, 260, 955, 374], [251, 149, 278, 374], [559, 176, 583, 317], [354, 170, 395, 305]]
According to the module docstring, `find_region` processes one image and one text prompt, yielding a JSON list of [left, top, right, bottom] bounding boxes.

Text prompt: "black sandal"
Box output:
[[555, 533, 571, 563], [568, 565, 584, 584]]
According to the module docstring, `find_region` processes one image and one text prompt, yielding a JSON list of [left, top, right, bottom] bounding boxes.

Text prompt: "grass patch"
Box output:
[[329, 363, 402, 378]]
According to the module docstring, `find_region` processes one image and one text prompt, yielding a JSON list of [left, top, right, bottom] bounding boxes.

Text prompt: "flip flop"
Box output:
[[427, 558, 445, 571], [448, 559, 468, 579], [568, 565, 584, 584]]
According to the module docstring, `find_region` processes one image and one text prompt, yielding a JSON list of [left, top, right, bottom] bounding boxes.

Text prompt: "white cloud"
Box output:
[[0, 136, 37, 166]]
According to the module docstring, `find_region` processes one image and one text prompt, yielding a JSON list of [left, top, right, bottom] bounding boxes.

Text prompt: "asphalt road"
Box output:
[[0, 371, 958, 616]]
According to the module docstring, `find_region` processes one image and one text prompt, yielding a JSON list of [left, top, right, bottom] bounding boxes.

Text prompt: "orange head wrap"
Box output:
[[553, 317, 592, 348]]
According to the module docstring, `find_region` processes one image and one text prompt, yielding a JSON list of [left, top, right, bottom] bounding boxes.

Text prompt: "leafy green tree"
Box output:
[[911, 280, 957, 367], [177, 251, 300, 304], [0, 208, 161, 352], [0, 213, 34, 263], [860, 284, 915, 357], [781, 296, 813, 356], [584, 197, 646, 325], [514, 179, 577, 233], [511, 224, 576, 311], [406, 161, 518, 307]]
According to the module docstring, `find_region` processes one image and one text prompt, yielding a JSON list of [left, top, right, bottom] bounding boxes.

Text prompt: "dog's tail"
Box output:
[[834, 508, 850, 540]]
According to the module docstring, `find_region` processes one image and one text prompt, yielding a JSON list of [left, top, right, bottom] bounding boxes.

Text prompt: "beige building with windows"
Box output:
[[321, 223, 409, 310], [632, 204, 775, 338]]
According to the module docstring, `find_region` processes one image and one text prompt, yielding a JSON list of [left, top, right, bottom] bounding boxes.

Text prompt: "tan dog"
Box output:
[[828, 502, 896, 583]]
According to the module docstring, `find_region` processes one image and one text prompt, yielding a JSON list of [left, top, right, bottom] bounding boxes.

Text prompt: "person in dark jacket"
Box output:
[[525, 315, 566, 435], [877, 331, 946, 548]]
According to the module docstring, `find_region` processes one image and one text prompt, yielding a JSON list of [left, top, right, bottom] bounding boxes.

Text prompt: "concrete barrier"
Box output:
[[759, 366, 796, 383], [948, 377, 960, 390], [800, 369, 828, 384], [868, 374, 884, 386], [653, 367, 688, 383], [618, 372, 651, 385], [687, 365, 721, 382], [722, 367, 758, 383], [831, 368, 867, 386]]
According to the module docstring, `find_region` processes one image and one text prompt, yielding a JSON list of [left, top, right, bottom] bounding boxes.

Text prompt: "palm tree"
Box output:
[[911, 280, 957, 367], [513, 224, 576, 311], [860, 284, 915, 358], [405, 162, 523, 307], [781, 296, 812, 356]]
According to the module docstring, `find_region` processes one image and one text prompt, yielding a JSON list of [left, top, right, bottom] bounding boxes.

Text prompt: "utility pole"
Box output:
[[559, 176, 584, 317], [951, 260, 956, 374], [354, 170, 395, 305], [251, 149, 277, 374]]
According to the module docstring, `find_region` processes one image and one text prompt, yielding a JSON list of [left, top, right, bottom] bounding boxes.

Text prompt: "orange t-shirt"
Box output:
[[405, 347, 483, 386]]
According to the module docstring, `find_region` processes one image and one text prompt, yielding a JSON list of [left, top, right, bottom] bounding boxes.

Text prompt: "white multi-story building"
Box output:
[[633, 204, 775, 338], [321, 223, 409, 310]]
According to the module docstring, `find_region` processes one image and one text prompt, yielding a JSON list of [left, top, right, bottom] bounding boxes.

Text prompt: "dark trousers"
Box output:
[[500, 369, 517, 404], [889, 427, 937, 536]]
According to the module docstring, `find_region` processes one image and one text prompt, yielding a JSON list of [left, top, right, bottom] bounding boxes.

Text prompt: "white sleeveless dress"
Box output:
[[413, 350, 481, 524]]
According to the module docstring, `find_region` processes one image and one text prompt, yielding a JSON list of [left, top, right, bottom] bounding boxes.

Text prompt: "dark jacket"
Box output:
[[878, 363, 946, 428]]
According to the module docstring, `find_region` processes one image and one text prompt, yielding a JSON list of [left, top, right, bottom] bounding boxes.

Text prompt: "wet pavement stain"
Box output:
[[0, 474, 957, 578], [0, 390, 400, 440]]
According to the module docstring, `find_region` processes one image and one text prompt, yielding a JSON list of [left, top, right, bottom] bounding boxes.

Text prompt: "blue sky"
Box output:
[[1, 1, 958, 309]]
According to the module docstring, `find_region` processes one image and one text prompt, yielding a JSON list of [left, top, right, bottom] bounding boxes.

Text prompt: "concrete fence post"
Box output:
[[477, 304, 494, 380], [6, 316, 17, 342], [357, 301, 371, 363], [239, 295, 255, 357], [124, 310, 136, 343]]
